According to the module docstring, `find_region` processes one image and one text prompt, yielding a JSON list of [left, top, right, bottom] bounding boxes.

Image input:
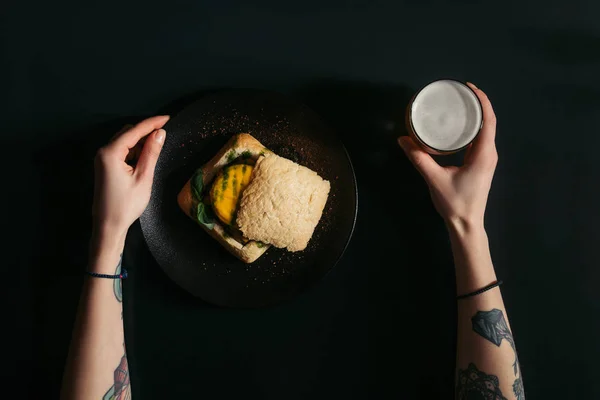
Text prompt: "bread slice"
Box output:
[[237, 153, 331, 252], [177, 134, 271, 263]]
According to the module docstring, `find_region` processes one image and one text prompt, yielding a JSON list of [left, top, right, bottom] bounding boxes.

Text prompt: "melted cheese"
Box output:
[[210, 164, 254, 225]]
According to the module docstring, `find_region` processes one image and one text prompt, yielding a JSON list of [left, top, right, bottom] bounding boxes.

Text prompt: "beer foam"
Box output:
[[411, 80, 482, 151]]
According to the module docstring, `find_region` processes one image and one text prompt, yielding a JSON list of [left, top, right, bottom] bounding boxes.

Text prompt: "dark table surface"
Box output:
[[4, 0, 599, 398]]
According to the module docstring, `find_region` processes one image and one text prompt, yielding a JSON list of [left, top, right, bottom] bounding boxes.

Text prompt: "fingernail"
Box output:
[[155, 129, 166, 144], [467, 81, 478, 89]]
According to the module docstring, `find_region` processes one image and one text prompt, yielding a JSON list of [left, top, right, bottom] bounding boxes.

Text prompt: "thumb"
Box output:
[[398, 136, 442, 184], [135, 128, 166, 182]]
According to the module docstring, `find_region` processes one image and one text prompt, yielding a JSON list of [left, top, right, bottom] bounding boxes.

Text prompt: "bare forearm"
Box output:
[[449, 220, 524, 400], [61, 231, 131, 400]]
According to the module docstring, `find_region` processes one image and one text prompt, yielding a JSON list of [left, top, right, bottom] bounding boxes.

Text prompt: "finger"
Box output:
[[112, 115, 170, 150], [466, 83, 497, 166], [398, 136, 443, 185], [135, 128, 166, 182]]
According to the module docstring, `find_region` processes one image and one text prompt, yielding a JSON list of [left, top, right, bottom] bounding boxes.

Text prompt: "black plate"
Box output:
[[140, 90, 357, 308]]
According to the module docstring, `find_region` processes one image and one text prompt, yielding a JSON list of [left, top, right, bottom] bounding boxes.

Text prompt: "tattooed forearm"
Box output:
[[102, 255, 129, 399], [102, 350, 131, 400], [114, 254, 123, 303], [472, 309, 519, 373], [471, 309, 525, 399], [456, 363, 507, 400]]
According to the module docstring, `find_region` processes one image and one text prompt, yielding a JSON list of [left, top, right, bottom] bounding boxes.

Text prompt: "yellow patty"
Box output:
[[210, 164, 254, 225]]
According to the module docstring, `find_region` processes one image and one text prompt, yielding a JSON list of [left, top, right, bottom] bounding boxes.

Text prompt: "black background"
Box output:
[[3, 0, 599, 398]]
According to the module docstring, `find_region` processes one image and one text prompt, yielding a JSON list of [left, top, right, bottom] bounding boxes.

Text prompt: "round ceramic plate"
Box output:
[[140, 90, 357, 308]]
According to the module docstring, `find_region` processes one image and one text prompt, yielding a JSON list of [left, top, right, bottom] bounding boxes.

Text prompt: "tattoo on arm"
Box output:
[[456, 363, 507, 400], [114, 254, 123, 303], [104, 255, 130, 399], [472, 309, 518, 373], [512, 378, 525, 400], [103, 349, 131, 400], [471, 308, 525, 400]]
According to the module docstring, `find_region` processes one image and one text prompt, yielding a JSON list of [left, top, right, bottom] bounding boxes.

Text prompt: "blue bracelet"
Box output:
[[85, 268, 128, 279]]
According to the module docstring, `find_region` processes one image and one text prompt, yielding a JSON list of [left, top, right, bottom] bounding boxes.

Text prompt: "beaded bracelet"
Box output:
[[456, 280, 503, 300], [85, 268, 128, 279]]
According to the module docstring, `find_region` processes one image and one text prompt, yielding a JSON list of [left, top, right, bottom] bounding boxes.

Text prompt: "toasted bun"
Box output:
[[237, 153, 330, 252], [177, 134, 271, 263]]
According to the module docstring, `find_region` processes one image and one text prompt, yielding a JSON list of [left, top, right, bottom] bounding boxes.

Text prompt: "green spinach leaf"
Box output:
[[196, 201, 215, 230], [190, 168, 215, 230], [191, 168, 204, 201]]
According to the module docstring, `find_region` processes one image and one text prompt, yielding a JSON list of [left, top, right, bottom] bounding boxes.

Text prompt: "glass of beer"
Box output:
[[406, 79, 483, 155]]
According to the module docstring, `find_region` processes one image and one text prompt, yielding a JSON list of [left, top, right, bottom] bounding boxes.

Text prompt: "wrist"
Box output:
[[92, 223, 128, 246], [446, 217, 497, 295], [445, 216, 485, 239], [89, 226, 127, 274]]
